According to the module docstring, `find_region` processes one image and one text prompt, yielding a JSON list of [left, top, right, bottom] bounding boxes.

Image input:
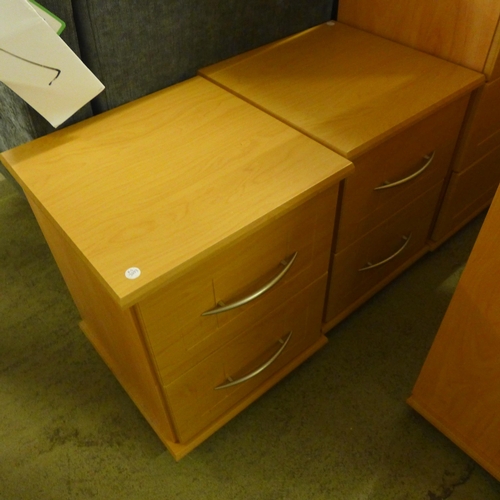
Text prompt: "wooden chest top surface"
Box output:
[[1, 77, 352, 307], [200, 22, 484, 159]]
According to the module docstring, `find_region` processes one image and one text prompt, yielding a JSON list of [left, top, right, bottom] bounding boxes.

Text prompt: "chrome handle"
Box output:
[[215, 331, 293, 390], [202, 252, 298, 316], [358, 233, 412, 271], [374, 151, 435, 191]]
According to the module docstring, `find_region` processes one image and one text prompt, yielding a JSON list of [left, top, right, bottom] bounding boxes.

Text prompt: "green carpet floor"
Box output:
[[1, 178, 499, 500]]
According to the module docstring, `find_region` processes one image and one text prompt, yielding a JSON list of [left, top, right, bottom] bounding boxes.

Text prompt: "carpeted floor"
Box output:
[[1, 178, 499, 500]]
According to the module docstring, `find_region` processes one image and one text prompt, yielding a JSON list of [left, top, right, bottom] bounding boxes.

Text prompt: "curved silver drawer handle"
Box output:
[[215, 331, 293, 390], [201, 252, 298, 316], [374, 151, 436, 191], [358, 233, 412, 271]]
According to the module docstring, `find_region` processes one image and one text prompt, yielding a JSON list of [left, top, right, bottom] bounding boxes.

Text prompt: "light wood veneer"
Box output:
[[0, 77, 352, 459], [200, 23, 483, 160], [166, 275, 328, 443], [408, 185, 500, 481], [136, 187, 337, 383], [200, 22, 484, 326], [432, 144, 500, 243], [335, 96, 469, 250], [453, 79, 500, 170], [336, 0, 500, 245], [430, 77, 500, 244], [338, 0, 500, 78], [431, 82, 500, 243], [326, 184, 442, 323], [1, 15, 494, 461], [2, 77, 351, 308]]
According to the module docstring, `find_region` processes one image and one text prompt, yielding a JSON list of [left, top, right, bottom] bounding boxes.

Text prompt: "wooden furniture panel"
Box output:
[[485, 21, 500, 81], [136, 187, 338, 383], [337, 0, 500, 78], [325, 184, 441, 324], [336, 96, 469, 249], [0, 76, 352, 460], [27, 198, 176, 444], [201, 22, 482, 324], [429, 54, 500, 244], [1, 77, 351, 308], [453, 79, 500, 171], [431, 145, 500, 244], [408, 185, 500, 481], [337, 1, 500, 246], [200, 22, 483, 160], [165, 275, 327, 443]]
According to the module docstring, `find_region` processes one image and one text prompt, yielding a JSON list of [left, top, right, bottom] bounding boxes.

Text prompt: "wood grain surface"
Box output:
[[0, 77, 352, 307], [338, 0, 500, 78], [409, 185, 500, 480], [200, 22, 484, 159]]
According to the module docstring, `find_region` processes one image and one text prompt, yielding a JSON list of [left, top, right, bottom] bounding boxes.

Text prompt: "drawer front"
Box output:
[[163, 275, 327, 443], [432, 147, 500, 243], [136, 186, 338, 383], [453, 79, 500, 172], [336, 97, 469, 250], [486, 41, 500, 82], [326, 184, 441, 323]]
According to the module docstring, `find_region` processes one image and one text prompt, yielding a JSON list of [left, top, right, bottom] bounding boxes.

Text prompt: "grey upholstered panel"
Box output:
[[73, 0, 334, 112], [0, 0, 93, 186], [0, 84, 36, 187]]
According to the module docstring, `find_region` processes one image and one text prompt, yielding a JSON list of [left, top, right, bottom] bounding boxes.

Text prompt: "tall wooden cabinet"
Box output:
[[337, 0, 500, 74], [0, 77, 353, 459], [337, 0, 500, 244], [408, 184, 500, 481], [200, 22, 483, 328]]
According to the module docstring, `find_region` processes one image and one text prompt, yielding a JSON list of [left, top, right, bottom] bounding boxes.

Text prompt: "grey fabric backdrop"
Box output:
[[72, 0, 334, 112], [0, 0, 92, 185]]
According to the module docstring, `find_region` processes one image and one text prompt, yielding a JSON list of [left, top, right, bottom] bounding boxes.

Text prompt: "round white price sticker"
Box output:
[[125, 267, 141, 280]]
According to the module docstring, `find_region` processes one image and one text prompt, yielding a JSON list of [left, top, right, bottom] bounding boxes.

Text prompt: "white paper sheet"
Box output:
[[28, 0, 66, 35], [0, 0, 104, 127]]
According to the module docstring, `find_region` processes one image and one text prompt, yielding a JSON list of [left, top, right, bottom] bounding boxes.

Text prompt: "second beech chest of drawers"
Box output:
[[199, 21, 485, 328]]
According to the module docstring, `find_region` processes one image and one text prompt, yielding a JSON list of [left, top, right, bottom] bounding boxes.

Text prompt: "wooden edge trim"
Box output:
[[407, 396, 500, 481]]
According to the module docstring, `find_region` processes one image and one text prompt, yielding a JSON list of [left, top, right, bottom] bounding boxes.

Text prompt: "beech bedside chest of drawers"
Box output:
[[199, 22, 484, 328], [0, 77, 353, 459]]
